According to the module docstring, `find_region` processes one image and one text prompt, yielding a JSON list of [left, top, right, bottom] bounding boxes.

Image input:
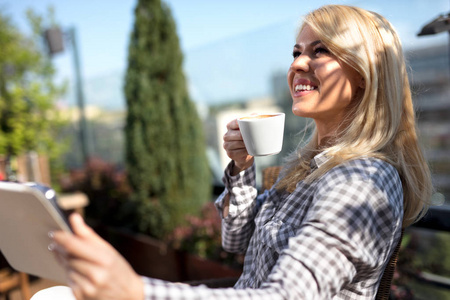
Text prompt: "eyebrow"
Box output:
[[294, 40, 322, 49]]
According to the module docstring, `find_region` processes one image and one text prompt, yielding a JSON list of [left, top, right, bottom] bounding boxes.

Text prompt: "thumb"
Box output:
[[69, 213, 96, 240]]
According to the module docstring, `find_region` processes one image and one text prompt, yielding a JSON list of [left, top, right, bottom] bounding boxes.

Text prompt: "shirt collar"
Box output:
[[310, 150, 330, 171]]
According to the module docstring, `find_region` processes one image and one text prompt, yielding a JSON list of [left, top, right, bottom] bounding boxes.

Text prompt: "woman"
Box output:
[[47, 4, 432, 300]]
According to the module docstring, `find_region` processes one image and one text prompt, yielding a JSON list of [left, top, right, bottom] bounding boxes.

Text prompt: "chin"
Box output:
[[292, 106, 308, 118]]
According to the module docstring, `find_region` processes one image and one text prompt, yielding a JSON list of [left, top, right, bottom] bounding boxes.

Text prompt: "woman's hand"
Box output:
[[50, 213, 144, 300], [223, 118, 254, 175]]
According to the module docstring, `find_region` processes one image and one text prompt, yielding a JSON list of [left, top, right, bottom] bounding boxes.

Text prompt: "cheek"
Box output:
[[287, 69, 294, 88], [318, 66, 353, 98], [316, 63, 342, 85]]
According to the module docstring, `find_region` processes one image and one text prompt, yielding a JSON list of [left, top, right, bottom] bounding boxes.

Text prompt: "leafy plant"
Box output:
[[168, 202, 244, 269], [59, 157, 136, 229], [0, 7, 68, 183]]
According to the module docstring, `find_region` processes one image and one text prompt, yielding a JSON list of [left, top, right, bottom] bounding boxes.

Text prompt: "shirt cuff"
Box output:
[[222, 160, 256, 191], [214, 161, 257, 219]]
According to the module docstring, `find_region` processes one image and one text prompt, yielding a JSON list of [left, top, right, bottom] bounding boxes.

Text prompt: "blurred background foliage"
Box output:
[[0, 7, 68, 182]]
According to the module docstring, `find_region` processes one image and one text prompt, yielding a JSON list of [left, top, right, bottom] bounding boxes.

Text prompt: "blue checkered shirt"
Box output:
[[142, 152, 403, 299]]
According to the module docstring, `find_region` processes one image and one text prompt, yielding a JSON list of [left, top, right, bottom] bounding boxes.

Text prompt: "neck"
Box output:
[[317, 135, 336, 149], [314, 116, 349, 149]]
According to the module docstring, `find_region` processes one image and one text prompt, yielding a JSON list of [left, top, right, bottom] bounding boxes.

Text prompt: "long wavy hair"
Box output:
[[277, 5, 433, 227]]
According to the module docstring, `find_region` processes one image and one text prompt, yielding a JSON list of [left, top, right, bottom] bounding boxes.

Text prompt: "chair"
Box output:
[[0, 267, 31, 300], [261, 166, 403, 300], [1, 252, 31, 300]]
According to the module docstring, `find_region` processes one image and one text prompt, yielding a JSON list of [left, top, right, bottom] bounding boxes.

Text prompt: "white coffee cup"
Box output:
[[238, 113, 285, 156]]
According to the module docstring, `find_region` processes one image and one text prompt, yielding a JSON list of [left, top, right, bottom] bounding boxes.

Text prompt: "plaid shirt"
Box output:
[[142, 152, 403, 299]]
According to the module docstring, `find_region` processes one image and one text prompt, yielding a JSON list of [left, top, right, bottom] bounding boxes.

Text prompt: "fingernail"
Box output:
[[48, 231, 54, 239], [48, 242, 56, 251]]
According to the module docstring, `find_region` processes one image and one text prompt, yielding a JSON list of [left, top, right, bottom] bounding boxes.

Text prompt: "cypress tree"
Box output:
[[124, 0, 211, 238]]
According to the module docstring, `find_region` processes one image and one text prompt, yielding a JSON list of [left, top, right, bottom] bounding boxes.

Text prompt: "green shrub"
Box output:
[[124, 0, 211, 239]]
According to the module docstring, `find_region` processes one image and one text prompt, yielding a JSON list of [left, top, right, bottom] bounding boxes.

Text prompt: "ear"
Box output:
[[359, 77, 366, 89]]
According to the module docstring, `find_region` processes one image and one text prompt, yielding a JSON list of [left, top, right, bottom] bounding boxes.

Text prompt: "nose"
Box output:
[[290, 54, 311, 73]]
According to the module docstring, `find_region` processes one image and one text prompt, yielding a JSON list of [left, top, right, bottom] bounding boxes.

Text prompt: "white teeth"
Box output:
[[295, 84, 316, 92]]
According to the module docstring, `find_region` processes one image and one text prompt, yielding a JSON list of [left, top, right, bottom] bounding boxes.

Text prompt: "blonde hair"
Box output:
[[277, 5, 432, 227]]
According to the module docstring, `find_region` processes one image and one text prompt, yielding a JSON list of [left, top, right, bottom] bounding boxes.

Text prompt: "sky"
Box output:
[[1, 0, 449, 107]]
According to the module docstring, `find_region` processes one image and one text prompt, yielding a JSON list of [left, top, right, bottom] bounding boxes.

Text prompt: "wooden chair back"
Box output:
[[0, 271, 30, 300]]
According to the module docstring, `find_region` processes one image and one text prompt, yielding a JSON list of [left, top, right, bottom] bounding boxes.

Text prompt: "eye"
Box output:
[[314, 47, 329, 55], [292, 50, 301, 59]]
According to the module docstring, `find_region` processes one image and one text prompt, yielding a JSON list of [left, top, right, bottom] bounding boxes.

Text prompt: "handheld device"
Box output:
[[0, 181, 71, 283]]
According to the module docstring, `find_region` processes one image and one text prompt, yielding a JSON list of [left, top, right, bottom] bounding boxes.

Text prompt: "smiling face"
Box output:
[[287, 25, 363, 135]]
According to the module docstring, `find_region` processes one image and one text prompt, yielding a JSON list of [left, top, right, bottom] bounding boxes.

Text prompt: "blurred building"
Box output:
[[406, 44, 450, 204]]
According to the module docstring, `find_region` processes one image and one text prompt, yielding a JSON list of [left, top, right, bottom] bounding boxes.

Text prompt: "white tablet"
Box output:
[[0, 181, 72, 283]]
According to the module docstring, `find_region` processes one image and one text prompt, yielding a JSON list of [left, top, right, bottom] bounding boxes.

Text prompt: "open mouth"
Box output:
[[294, 84, 317, 92]]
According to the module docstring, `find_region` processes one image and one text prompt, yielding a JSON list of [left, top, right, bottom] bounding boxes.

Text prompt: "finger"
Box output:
[[223, 141, 246, 151], [226, 119, 239, 130], [67, 257, 108, 287], [48, 237, 68, 257], [70, 284, 83, 300], [69, 214, 103, 244], [226, 148, 251, 162], [224, 143, 247, 157], [223, 129, 243, 142], [67, 213, 109, 249], [68, 269, 97, 300], [52, 231, 100, 264], [49, 243, 69, 268]]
